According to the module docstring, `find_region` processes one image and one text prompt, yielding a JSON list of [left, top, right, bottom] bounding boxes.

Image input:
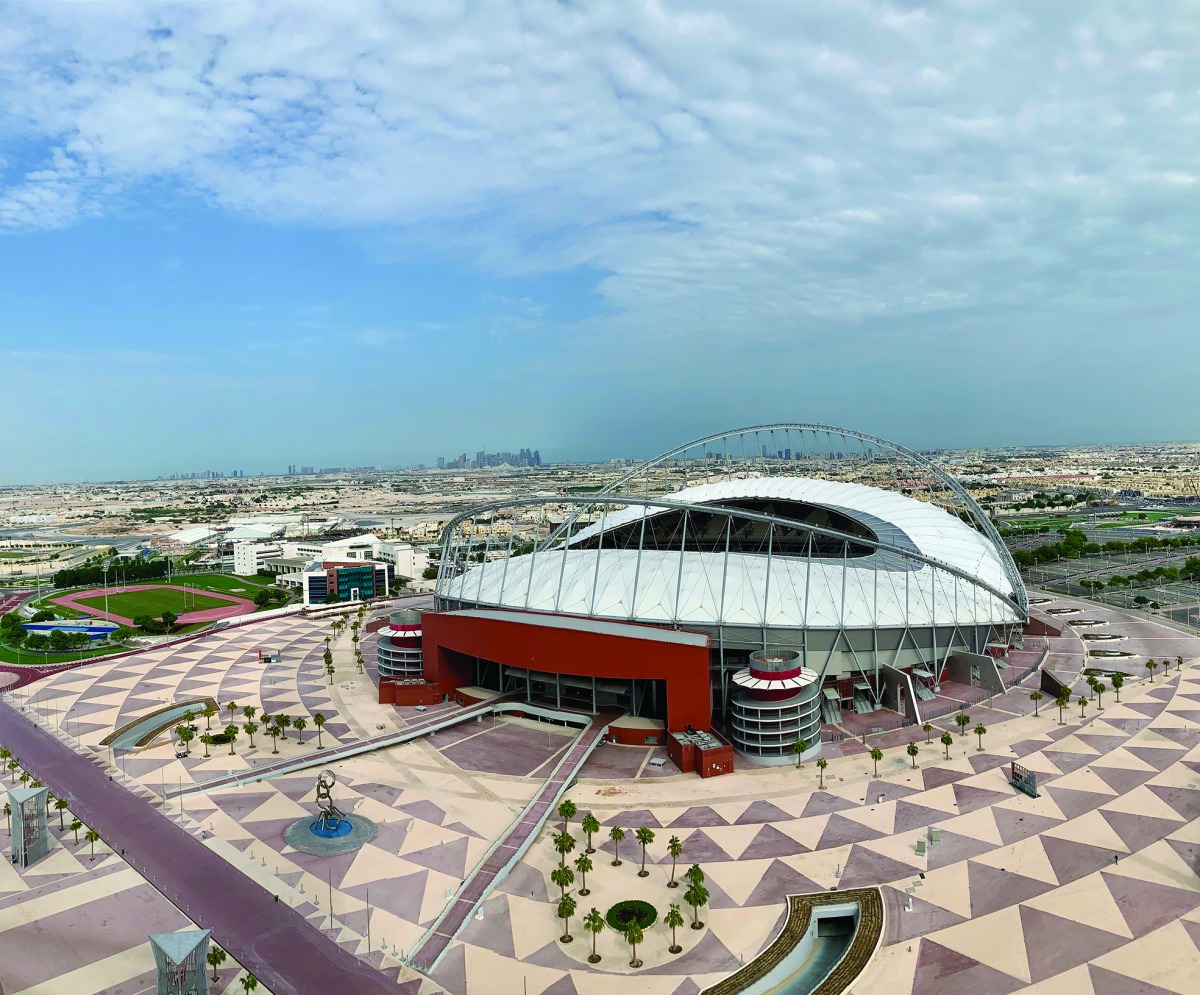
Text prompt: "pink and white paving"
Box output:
[[5, 599, 1200, 994]]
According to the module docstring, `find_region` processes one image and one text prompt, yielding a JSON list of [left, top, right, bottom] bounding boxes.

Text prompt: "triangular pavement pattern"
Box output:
[[797, 792, 858, 819], [882, 886, 967, 944], [743, 859, 823, 906], [733, 800, 793, 825], [967, 860, 1054, 918], [738, 824, 806, 860], [816, 813, 884, 850], [909, 939, 1026, 995], [1099, 809, 1183, 853], [668, 806, 729, 828], [1102, 871, 1200, 939], [1041, 834, 1125, 887], [838, 843, 919, 889], [1087, 965, 1180, 995], [1020, 905, 1127, 984]]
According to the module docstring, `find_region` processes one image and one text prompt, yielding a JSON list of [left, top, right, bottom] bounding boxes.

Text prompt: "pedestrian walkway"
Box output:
[[0, 694, 402, 995], [170, 694, 522, 797], [410, 709, 620, 971]]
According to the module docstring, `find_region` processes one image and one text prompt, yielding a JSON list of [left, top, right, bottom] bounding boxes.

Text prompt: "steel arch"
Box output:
[[547, 422, 1026, 615]]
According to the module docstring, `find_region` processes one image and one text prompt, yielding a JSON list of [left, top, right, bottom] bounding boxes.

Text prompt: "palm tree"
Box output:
[[1078, 694, 1087, 718], [206, 946, 227, 982], [3, 802, 10, 833], [242, 705, 257, 724], [974, 723, 987, 751], [1095, 681, 1107, 709], [954, 713, 971, 737], [85, 828, 100, 857], [70, 818, 82, 844], [1056, 692, 1070, 724], [323, 647, 333, 671], [574, 852, 593, 896], [869, 747, 883, 777], [581, 812, 600, 853], [816, 757, 828, 790], [225, 702, 239, 723], [240, 975, 259, 994], [175, 724, 194, 755], [684, 863, 705, 888], [293, 716, 308, 743], [906, 741, 919, 768], [635, 827, 655, 877], [1177, 655, 1184, 672], [54, 797, 69, 830], [244, 722, 258, 748], [6, 760, 17, 783], [268, 723, 280, 754], [792, 736, 809, 767], [1030, 691, 1043, 717], [557, 798, 577, 833], [0, 747, 9, 768], [45, 791, 54, 816], [665, 902, 685, 954], [557, 894, 577, 943], [313, 712, 327, 747], [1086, 676, 1098, 701], [355, 649, 364, 673], [922, 722, 933, 743], [551, 864, 575, 900], [19, 771, 30, 787], [626, 919, 644, 968], [553, 830, 576, 867], [326, 662, 335, 684], [940, 731, 953, 760], [225, 724, 239, 755], [685, 880, 709, 930], [609, 826, 625, 866], [1112, 673, 1124, 702], [277, 715, 291, 740], [667, 835, 683, 888], [583, 907, 604, 963], [201, 706, 216, 729], [1147, 660, 1158, 683]]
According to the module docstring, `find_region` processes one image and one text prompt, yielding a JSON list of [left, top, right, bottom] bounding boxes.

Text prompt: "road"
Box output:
[[0, 696, 404, 995], [411, 710, 618, 970]]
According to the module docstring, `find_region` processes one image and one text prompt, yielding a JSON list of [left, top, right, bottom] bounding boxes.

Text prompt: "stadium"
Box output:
[[397, 424, 1028, 768]]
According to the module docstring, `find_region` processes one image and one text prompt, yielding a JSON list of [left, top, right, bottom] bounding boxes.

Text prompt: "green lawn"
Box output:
[[0, 639, 118, 666], [0, 550, 35, 559], [134, 573, 277, 595], [73, 587, 237, 618]]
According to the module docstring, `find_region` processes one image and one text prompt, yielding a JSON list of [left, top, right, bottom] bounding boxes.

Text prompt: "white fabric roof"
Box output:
[[445, 478, 1020, 630]]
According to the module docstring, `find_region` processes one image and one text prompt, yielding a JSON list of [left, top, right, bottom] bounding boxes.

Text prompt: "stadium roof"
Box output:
[[445, 477, 1021, 630]]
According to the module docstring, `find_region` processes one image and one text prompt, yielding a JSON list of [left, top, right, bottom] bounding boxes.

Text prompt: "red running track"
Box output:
[[51, 584, 256, 627], [0, 698, 402, 994]]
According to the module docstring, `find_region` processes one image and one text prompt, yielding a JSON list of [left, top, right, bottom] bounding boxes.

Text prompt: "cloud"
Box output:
[[0, 0, 1198, 358]]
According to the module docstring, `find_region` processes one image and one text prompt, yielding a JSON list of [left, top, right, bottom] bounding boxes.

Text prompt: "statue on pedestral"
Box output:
[[310, 769, 347, 835]]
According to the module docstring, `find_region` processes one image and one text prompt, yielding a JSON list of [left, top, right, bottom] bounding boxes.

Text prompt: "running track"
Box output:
[[0, 696, 402, 995]]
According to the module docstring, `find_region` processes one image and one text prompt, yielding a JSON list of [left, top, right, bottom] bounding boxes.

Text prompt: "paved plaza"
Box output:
[[2, 597, 1200, 993]]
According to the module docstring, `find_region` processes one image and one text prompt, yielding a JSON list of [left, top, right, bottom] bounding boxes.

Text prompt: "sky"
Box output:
[[1, 1, 1199, 483]]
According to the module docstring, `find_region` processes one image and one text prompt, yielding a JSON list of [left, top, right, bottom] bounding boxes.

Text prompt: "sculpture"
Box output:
[[310, 769, 347, 835]]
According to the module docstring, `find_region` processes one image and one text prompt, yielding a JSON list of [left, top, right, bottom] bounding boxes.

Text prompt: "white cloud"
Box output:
[[0, 0, 1198, 354]]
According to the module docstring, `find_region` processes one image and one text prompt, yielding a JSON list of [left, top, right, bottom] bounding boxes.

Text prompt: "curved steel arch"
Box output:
[[545, 422, 1027, 615], [436, 493, 1026, 621]]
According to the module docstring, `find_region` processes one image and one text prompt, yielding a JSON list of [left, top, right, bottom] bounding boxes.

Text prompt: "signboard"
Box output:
[[1010, 762, 1038, 798]]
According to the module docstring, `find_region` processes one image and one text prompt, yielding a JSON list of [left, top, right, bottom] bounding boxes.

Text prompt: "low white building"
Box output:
[[232, 532, 432, 583]]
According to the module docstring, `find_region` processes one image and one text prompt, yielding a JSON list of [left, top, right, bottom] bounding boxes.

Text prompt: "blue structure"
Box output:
[[8, 786, 50, 868], [149, 929, 211, 995], [22, 620, 118, 641]]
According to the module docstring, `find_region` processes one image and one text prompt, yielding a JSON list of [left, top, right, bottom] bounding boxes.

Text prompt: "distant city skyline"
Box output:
[[2, 4, 1200, 484]]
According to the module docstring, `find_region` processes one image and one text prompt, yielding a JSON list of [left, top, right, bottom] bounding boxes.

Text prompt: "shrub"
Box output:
[[605, 900, 658, 933]]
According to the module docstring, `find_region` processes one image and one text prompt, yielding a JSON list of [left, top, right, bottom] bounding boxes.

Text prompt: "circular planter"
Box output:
[[605, 900, 658, 933]]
